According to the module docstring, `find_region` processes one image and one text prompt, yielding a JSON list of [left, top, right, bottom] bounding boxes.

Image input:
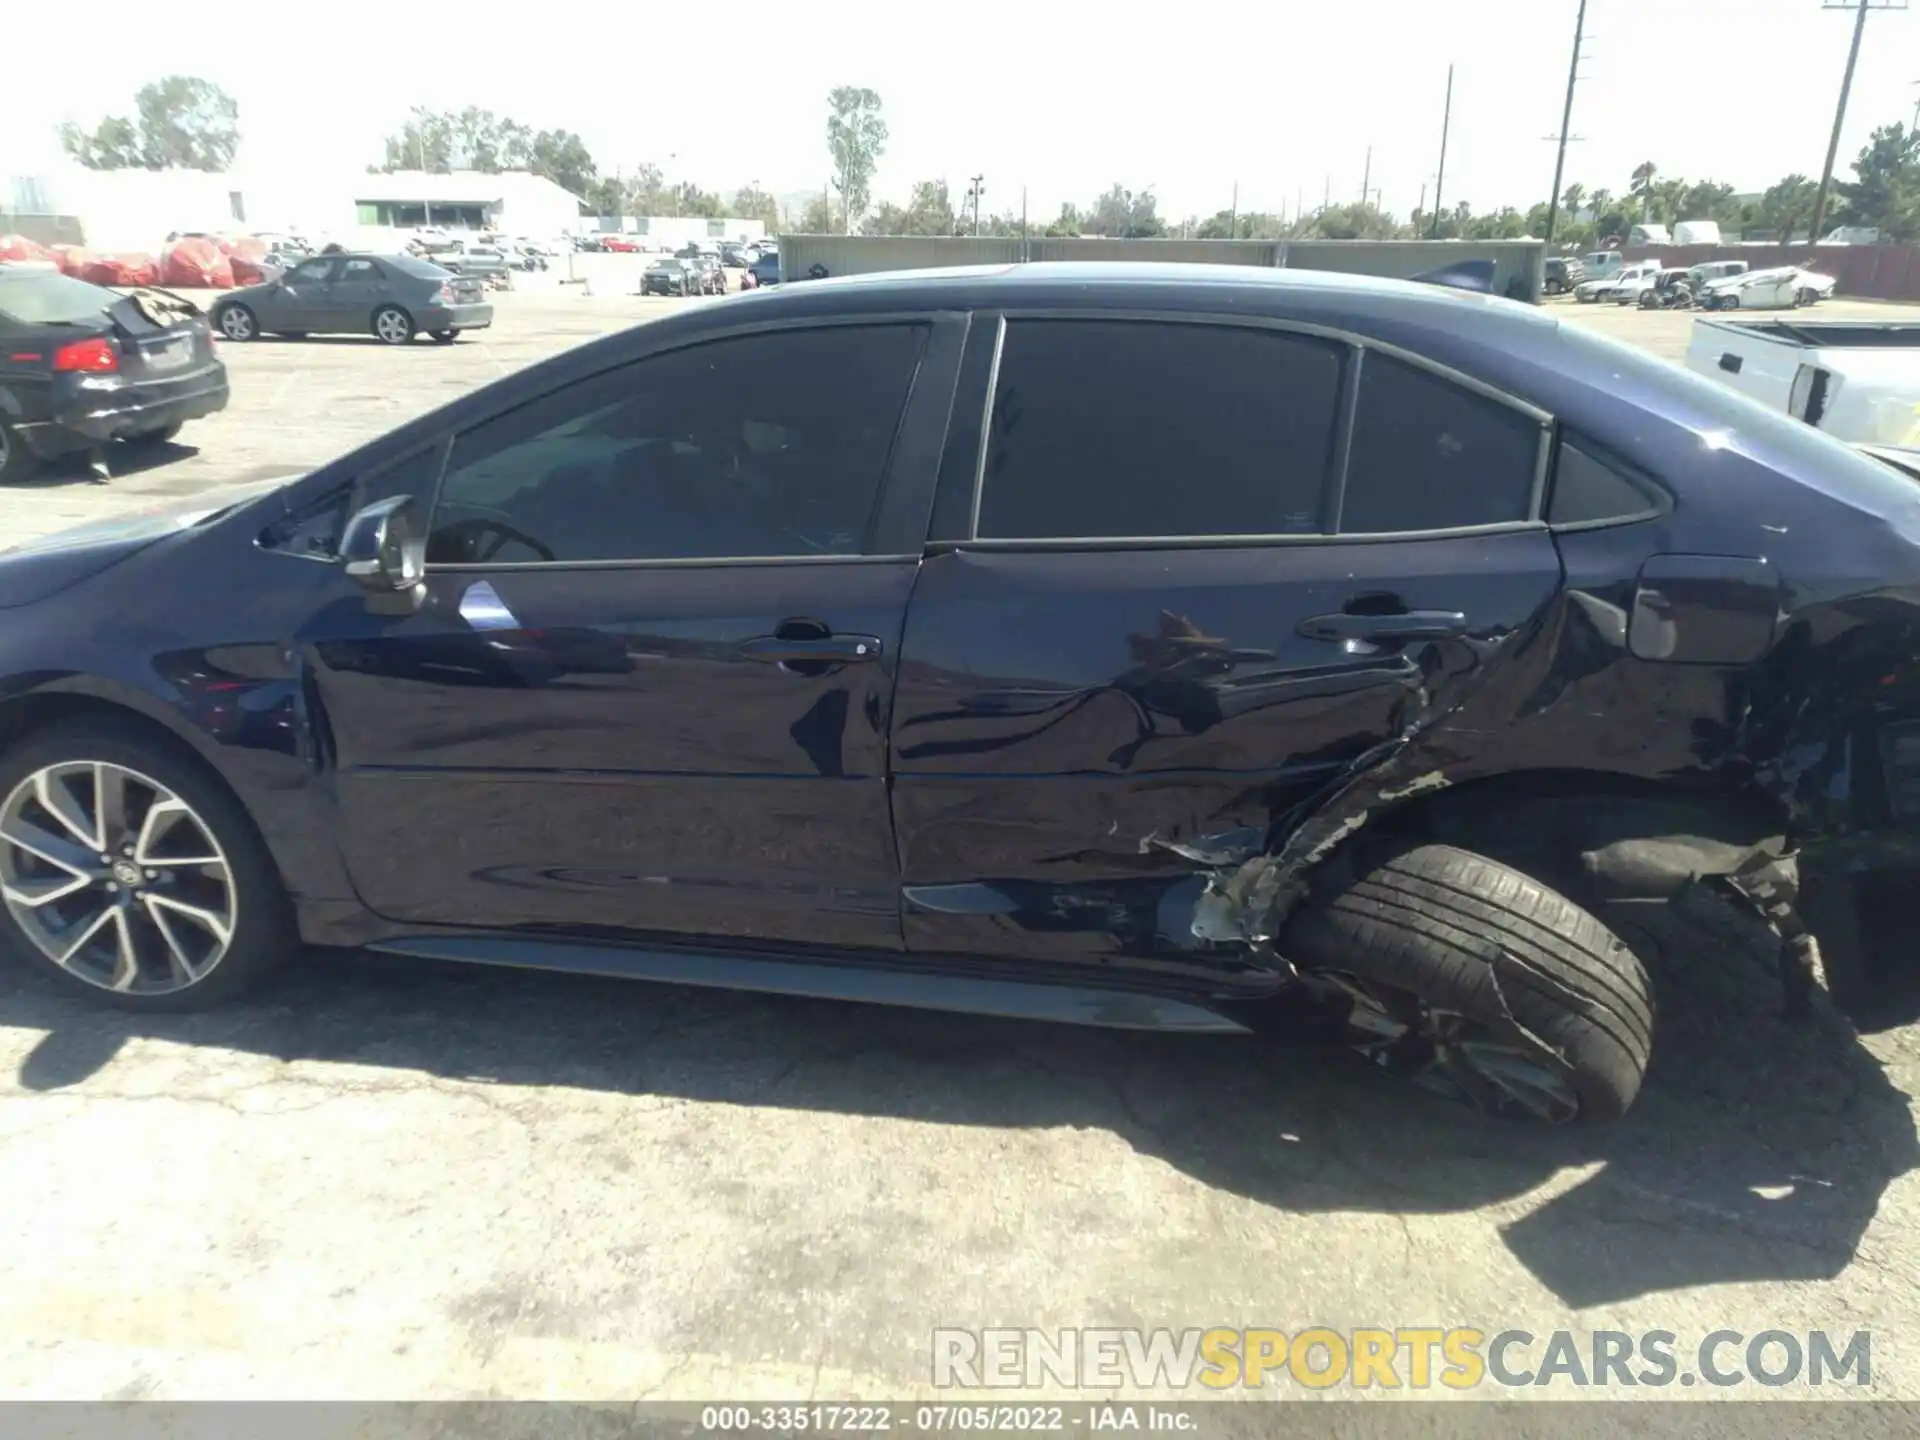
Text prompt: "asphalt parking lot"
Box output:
[[5, 288, 1920, 1406]]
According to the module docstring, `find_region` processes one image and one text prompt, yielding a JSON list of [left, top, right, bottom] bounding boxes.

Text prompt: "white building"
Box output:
[[4, 166, 586, 252], [349, 170, 585, 238]]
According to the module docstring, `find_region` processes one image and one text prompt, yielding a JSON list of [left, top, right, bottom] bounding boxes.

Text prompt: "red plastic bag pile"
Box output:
[[51, 245, 93, 276], [159, 236, 235, 288], [0, 234, 57, 266], [79, 254, 160, 287]]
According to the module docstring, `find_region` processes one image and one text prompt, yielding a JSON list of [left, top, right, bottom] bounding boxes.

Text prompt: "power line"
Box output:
[[1543, 0, 1589, 246], [1429, 64, 1455, 239], [1808, 0, 1909, 251]]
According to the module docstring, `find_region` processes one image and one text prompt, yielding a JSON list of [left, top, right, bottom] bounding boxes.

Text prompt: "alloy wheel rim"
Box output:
[[0, 762, 238, 995], [1310, 971, 1582, 1124], [377, 311, 407, 342], [222, 308, 252, 339]]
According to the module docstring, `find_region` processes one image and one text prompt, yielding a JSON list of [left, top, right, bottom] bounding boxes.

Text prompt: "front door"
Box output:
[[890, 316, 1565, 973], [262, 255, 337, 332], [309, 319, 952, 950]]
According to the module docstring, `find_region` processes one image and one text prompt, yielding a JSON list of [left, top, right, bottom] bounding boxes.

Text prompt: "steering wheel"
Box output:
[[431, 511, 557, 564]]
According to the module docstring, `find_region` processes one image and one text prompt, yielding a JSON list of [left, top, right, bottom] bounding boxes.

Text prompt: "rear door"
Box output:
[[325, 256, 388, 332], [891, 315, 1563, 973], [309, 315, 962, 950]]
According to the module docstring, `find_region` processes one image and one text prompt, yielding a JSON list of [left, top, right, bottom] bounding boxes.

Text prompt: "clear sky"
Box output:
[[6, 0, 1918, 222]]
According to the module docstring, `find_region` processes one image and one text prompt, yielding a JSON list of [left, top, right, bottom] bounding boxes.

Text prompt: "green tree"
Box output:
[[1084, 183, 1165, 238], [1311, 202, 1399, 239], [1759, 173, 1820, 244], [58, 75, 238, 171], [1044, 202, 1084, 237], [1628, 161, 1658, 217], [1837, 122, 1920, 242], [797, 193, 836, 233], [729, 184, 781, 230], [524, 130, 597, 198], [1560, 182, 1586, 217], [825, 86, 888, 231]]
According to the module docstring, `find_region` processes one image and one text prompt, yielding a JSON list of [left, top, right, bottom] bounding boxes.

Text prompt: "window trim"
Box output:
[[947, 307, 1555, 550], [420, 311, 958, 573]]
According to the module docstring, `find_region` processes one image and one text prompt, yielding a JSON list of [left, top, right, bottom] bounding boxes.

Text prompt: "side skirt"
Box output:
[[365, 934, 1261, 1034]]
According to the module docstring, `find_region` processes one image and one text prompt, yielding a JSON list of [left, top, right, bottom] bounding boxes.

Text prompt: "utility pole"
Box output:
[[1230, 180, 1239, 236], [1910, 78, 1919, 130], [1430, 63, 1455, 239], [1809, 1, 1908, 253], [967, 174, 986, 235], [1360, 146, 1371, 205], [1543, 0, 1589, 246]]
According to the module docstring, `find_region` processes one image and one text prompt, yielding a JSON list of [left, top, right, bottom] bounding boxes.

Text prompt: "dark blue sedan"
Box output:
[[2, 262, 1916, 1126]]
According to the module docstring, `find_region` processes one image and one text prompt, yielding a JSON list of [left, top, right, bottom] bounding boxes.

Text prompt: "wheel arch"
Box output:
[[1300, 767, 1789, 903]]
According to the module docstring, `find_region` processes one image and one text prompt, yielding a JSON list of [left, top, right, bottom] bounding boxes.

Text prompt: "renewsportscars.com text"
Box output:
[[931, 1327, 1873, 1391]]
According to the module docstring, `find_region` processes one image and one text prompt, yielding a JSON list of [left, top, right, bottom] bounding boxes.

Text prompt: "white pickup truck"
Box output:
[[1685, 316, 1920, 456]]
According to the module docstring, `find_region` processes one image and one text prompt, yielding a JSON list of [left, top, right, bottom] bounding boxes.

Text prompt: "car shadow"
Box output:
[[12, 440, 200, 486], [0, 938, 1910, 1310]]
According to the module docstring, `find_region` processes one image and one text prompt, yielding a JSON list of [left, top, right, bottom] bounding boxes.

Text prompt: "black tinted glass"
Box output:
[[975, 321, 1343, 540], [1340, 352, 1542, 534], [429, 325, 926, 564], [1547, 440, 1657, 525]]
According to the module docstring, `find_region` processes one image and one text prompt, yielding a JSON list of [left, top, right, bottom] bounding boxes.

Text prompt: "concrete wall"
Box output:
[[775, 235, 1547, 302], [1278, 239, 1545, 304], [779, 234, 1022, 280]]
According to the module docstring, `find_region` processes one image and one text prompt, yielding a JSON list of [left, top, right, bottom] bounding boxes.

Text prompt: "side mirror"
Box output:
[[341, 496, 426, 608]]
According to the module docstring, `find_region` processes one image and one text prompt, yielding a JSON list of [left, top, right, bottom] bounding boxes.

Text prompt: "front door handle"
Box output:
[[1297, 610, 1469, 643], [739, 634, 883, 665]]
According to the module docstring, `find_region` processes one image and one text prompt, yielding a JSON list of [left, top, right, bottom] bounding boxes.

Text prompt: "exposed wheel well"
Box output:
[[1328, 769, 1787, 899]]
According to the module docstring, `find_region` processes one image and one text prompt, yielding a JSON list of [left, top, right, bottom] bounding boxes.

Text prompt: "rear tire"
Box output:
[[1285, 844, 1653, 1123], [0, 717, 295, 1011], [0, 418, 38, 485], [431, 329, 460, 344], [372, 306, 415, 345]]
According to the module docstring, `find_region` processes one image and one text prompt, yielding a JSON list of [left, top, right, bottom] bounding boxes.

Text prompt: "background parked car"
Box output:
[[642, 258, 693, 296], [1543, 256, 1585, 296], [212, 253, 492, 345], [748, 251, 781, 287], [0, 268, 226, 483]]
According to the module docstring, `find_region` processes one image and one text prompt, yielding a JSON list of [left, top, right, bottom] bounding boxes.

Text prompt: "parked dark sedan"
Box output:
[[0, 269, 226, 483], [641, 258, 694, 297], [211, 252, 492, 346], [2, 263, 1916, 1128]]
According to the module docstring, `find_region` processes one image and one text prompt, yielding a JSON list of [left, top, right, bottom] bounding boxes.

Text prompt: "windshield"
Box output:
[[0, 271, 117, 325]]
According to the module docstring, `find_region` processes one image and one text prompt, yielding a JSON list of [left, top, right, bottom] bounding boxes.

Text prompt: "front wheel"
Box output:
[[216, 303, 258, 341], [372, 306, 415, 345], [0, 718, 295, 1010], [1285, 844, 1653, 1124]]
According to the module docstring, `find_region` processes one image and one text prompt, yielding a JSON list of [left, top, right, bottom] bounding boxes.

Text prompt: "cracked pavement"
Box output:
[[3, 292, 1920, 1403]]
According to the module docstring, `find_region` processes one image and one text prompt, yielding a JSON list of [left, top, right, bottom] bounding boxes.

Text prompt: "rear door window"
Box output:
[[974, 320, 1344, 539], [1338, 352, 1544, 534]]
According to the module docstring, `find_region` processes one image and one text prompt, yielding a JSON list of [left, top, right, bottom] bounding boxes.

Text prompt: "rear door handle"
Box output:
[[1297, 611, 1469, 643], [739, 634, 883, 665]]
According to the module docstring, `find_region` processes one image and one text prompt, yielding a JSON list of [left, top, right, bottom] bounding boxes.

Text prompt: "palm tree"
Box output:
[[1629, 162, 1658, 218], [1561, 182, 1586, 218]]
